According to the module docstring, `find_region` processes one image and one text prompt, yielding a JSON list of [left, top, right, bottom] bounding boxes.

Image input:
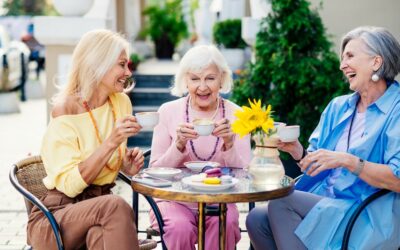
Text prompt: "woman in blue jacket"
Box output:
[[246, 26, 400, 250]]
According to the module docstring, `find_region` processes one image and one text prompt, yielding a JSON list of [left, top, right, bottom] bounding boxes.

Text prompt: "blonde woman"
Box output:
[[27, 29, 143, 249]]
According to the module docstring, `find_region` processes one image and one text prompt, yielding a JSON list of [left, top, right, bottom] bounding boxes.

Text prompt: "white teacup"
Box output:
[[278, 125, 300, 142], [135, 112, 159, 129], [193, 118, 215, 136]]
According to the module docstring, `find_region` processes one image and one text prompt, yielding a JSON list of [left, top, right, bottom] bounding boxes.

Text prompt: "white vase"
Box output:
[[241, 17, 261, 47], [0, 92, 20, 114], [220, 48, 245, 71], [53, 0, 94, 17]]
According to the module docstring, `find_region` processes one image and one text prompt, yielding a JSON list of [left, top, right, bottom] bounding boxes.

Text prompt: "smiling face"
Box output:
[[100, 50, 132, 94], [340, 38, 381, 92], [186, 64, 222, 112]]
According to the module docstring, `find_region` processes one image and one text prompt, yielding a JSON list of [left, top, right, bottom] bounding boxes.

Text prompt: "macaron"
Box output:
[[190, 173, 207, 182], [205, 168, 222, 177], [203, 177, 221, 185]]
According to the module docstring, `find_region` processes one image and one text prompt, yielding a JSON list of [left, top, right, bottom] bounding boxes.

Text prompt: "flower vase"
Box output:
[[248, 131, 285, 185]]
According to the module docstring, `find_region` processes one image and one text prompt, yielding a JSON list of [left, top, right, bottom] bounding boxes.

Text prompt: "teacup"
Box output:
[[193, 118, 215, 136], [135, 112, 159, 129], [278, 125, 300, 142]]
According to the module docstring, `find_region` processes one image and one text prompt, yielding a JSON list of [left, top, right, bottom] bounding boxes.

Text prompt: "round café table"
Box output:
[[131, 168, 295, 250]]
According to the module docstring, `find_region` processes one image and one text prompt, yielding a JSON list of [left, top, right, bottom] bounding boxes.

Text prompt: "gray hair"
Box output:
[[340, 26, 400, 81], [171, 45, 233, 97]]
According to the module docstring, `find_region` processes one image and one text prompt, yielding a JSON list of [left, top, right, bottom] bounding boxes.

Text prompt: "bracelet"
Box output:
[[294, 147, 307, 163], [352, 158, 365, 176]]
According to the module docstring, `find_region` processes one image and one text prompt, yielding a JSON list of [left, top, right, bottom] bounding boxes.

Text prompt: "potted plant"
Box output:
[[213, 19, 247, 70], [128, 53, 142, 72], [141, 0, 188, 59]]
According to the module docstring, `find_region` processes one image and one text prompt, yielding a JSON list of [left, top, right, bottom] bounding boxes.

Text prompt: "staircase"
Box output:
[[128, 74, 177, 147]]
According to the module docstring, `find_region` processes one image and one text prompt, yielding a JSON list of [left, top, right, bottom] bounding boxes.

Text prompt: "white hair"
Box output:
[[171, 45, 233, 97]]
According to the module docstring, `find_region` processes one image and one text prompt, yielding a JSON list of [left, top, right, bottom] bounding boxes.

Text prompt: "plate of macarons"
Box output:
[[181, 167, 238, 192]]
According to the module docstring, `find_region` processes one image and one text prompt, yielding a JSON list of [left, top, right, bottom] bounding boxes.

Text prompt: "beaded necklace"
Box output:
[[185, 96, 225, 161], [83, 97, 122, 171]]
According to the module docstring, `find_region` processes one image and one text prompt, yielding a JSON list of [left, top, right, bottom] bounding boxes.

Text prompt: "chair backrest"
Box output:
[[13, 155, 47, 214]]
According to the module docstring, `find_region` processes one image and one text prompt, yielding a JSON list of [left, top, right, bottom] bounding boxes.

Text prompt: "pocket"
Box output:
[[42, 194, 63, 208], [43, 191, 75, 209]]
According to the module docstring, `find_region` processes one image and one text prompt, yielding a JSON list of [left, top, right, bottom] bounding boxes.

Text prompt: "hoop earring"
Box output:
[[371, 73, 379, 82]]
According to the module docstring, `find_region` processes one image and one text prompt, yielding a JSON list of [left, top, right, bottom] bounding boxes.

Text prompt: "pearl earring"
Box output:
[[371, 73, 379, 82]]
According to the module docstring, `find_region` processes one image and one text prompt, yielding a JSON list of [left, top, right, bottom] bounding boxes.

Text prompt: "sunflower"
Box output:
[[232, 99, 275, 138]]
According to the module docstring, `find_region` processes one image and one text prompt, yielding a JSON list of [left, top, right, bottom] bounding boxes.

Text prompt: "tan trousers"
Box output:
[[27, 184, 139, 250]]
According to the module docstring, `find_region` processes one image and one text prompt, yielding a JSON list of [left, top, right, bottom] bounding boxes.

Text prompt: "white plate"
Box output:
[[182, 176, 238, 192], [143, 168, 182, 179], [183, 161, 220, 173]]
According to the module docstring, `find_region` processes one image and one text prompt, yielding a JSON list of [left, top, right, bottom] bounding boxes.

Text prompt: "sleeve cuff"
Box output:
[[388, 163, 400, 178], [62, 167, 89, 198]]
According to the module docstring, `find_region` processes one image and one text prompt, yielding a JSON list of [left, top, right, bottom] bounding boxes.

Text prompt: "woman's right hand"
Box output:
[[175, 123, 198, 152], [108, 116, 142, 147], [277, 140, 304, 161]]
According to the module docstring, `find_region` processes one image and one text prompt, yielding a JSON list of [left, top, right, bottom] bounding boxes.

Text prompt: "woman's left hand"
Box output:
[[213, 118, 235, 151], [122, 147, 144, 176], [299, 149, 350, 176]]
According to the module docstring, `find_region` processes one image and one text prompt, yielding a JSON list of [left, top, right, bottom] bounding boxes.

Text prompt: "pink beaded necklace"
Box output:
[[185, 96, 225, 161]]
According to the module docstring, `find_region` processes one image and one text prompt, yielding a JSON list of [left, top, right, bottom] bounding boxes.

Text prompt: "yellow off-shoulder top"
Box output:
[[41, 93, 132, 198]]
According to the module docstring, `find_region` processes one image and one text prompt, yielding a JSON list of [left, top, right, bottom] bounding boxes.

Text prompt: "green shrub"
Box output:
[[129, 53, 141, 65], [213, 19, 247, 49], [141, 0, 188, 49], [231, 0, 348, 147]]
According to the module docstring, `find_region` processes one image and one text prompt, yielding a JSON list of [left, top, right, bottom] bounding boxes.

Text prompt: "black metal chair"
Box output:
[[341, 189, 395, 250], [9, 155, 157, 250], [117, 149, 167, 250]]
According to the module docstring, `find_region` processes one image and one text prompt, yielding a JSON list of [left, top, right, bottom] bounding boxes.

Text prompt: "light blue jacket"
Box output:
[[295, 81, 400, 250]]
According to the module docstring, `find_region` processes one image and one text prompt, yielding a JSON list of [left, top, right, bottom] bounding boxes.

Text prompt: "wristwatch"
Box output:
[[353, 158, 365, 176]]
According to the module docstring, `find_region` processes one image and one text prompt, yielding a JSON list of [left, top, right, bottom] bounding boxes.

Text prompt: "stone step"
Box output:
[[132, 74, 173, 88], [129, 91, 177, 106], [132, 105, 159, 113], [128, 74, 175, 148]]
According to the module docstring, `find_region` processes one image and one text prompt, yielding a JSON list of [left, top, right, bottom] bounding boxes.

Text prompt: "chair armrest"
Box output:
[[341, 189, 392, 250], [9, 165, 64, 250]]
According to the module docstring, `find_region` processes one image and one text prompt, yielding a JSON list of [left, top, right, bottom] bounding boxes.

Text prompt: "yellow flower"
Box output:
[[232, 99, 275, 138]]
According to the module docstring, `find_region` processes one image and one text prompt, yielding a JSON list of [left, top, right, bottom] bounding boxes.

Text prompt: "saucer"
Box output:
[[143, 168, 182, 179], [183, 161, 220, 173]]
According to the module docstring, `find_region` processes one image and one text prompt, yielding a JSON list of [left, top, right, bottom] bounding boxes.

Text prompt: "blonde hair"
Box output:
[[171, 45, 233, 97], [52, 29, 130, 104]]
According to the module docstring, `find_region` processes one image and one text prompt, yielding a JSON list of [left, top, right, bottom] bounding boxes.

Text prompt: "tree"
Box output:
[[231, 0, 348, 146]]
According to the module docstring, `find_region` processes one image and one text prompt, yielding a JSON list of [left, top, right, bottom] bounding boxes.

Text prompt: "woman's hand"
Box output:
[[122, 147, 144, 176], [108, 116, 142, 147], [175, 123, 198, 152], [213, 118, 235, 151], [299, 149, 353, 176], [277, 140, 304, 160]]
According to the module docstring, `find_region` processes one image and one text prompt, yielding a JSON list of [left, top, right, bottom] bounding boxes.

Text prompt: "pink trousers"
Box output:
[[150, 201, 240, 250]]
